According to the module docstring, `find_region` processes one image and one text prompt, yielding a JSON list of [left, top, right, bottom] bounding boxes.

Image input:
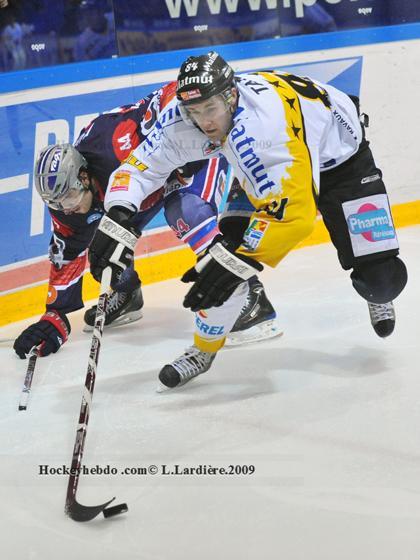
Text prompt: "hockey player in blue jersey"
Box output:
[[13, 84, 279, 359]]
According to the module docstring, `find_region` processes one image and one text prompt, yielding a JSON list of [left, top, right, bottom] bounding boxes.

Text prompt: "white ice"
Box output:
[[1, 226, 419, 560]]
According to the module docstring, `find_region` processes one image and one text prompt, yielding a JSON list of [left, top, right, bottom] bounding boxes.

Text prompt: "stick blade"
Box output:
[[65, 496, 115, 522]]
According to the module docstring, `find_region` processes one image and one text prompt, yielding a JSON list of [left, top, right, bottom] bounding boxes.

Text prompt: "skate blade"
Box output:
[[156, 381, 190, 394], [225, 319, 283, 347], [156, 382, 171, 394], [156, 375, 202, 394], [83, 310, 143, 333]]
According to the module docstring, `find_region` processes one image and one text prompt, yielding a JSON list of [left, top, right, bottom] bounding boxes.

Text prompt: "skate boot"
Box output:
[[83, 286, 143, 332], [158, 345, 216, 390], [226, 277, 281, 346], [368, 301, 395, 338]]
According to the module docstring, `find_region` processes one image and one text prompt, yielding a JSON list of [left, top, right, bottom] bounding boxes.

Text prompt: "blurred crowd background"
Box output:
[[0, 0, 418, 73]]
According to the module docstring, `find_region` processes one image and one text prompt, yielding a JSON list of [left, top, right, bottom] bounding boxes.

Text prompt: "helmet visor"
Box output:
[[180, 94, 230, 125], [43, 179, 86, 211], [179, 93, 234, 141]]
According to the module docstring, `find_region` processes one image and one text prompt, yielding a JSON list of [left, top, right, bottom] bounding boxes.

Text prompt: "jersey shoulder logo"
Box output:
[[112, 119, 140, 161], [118, 133, 132, 151]]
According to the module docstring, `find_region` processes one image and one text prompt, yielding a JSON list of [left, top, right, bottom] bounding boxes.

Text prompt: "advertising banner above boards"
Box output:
[[0, 55, 362, 268], [116, 0, 420, 56], [0, 0, 419, 71]]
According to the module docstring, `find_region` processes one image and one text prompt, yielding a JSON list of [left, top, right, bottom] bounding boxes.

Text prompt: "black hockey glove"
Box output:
[[89, 206, 139, 287], [182, 236, 263, 312], [13, 310, 71, 359]]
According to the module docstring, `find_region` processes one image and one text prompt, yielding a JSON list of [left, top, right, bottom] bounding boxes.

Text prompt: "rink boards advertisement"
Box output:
[[0, 23, 420, 325]]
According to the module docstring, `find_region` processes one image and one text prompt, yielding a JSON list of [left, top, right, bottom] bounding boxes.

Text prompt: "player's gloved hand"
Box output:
[[182, 236, 263, 312], [89, 206, 139, 287], [13, 310, 71, 359]]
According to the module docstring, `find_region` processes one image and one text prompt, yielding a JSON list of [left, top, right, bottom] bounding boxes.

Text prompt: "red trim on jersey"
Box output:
[[51, 215, 75, 238], [189, 224, 221, 255], [49, 253, 87, 288], [190, 225, 221, 254], [201, 158, 219, 202], [140, 187, 164, 211], [159, 82, 177, 109]]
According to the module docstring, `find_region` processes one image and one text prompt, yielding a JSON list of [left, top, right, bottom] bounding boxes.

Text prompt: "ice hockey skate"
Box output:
[[226, 277, 282, 346], [83, 286, 143, 332], [368, 301, 395, 338], [158, 345, 216, 391]]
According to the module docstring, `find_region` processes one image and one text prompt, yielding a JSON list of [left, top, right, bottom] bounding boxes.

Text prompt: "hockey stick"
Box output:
[[65, 267, 128, 522], [18, 346, 38, 411]]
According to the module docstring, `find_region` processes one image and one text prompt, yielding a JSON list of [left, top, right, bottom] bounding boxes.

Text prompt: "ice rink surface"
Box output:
[[1, 226, 419, 560]]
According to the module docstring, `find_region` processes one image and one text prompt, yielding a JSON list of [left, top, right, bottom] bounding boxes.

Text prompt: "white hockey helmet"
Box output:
[[34, 144, 89, 211]]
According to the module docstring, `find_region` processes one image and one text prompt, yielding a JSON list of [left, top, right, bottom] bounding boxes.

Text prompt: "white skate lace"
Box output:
[[106, 291, 127, 314], [368, 302, 394, 323], [240, 291, 252, 314], [239, 283, 262, 314], [173, 346, 213, 382], [236, 284, 266, 325]]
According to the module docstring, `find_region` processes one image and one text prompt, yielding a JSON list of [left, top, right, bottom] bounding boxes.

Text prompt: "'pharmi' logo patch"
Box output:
[[243, 218, 269, 251], [347, 203, 395, 242], [342, 194, 399, 258]]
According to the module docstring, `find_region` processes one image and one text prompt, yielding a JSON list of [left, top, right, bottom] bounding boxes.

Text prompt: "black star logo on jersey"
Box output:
[[285, 96, 296, 110], [270, 80, 285, 89], [291, 123, 301, 138]]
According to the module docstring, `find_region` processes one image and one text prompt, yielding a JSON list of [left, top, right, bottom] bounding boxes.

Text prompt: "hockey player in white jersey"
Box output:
[[88, 51, 407, 389]]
